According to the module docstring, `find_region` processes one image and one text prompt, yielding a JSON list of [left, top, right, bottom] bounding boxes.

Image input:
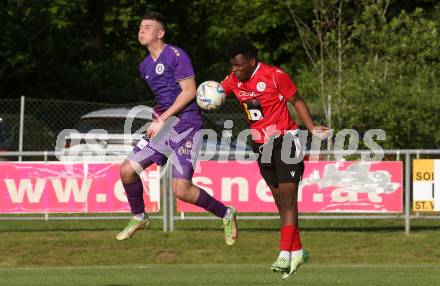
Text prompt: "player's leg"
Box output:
[[255, 139, 292, 272], [172, 178, 238, 246], [255, 164, 290, 272], [278, 181, 309, 280], [171, 137, 237, 246], [274, 132, 308, 280], [171, 178, 229, 218], [273, 182, 299, 225], [116, 159, 153, 240], [267, 183, 293, 273], [116, 138, 167, 241], [269, 179, 308, 279]]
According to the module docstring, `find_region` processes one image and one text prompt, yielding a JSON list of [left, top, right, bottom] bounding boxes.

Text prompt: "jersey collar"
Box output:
[[249, 63, 261, 80], [150, 44, 167, 62]]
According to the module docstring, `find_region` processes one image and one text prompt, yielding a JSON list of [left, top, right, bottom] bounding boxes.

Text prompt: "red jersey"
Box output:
[[221, 63, 298, 144]]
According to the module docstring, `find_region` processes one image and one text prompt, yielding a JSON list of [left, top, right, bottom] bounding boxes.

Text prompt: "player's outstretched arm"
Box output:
[[288, 94, 329, 136]]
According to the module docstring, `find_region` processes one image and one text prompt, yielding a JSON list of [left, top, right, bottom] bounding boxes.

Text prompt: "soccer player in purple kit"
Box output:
[[116, 12, 237, 245]]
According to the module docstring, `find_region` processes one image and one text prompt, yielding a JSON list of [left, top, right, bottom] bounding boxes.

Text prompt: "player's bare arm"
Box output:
[[146, 77, 196, 138], [160, 77, 197, 121], [287, 95, 329, 135]]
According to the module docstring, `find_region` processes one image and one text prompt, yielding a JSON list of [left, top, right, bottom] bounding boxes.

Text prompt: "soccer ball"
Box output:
[[196, 81, 226, 110]]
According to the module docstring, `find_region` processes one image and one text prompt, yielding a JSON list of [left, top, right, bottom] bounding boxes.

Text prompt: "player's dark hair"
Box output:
[[141, 11, 167, 32], [228, 39, 258, 60]]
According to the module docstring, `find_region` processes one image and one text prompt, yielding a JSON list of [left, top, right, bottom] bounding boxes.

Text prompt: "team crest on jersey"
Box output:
[[256, 81, 266, 91], [155, 63, 164, 75]]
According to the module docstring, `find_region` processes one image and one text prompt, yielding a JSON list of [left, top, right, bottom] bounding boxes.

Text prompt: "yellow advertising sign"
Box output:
[[412, 159, 439, 211]]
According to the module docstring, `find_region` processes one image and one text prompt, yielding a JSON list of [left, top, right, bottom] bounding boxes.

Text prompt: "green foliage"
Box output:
[[341, 3, 440, 148], [287, 0, 440, 148], [0, 0, 439, 148]]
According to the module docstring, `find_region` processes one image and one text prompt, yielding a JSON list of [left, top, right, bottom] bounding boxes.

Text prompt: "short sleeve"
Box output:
[[173, 49, 195, 81], [274, 69, 297, 100], [220, 74, 233, 97]]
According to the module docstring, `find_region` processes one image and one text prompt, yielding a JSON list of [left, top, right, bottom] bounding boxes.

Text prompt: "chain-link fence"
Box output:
[[0, 99, 21, 154], [0, 97, 247, 154]]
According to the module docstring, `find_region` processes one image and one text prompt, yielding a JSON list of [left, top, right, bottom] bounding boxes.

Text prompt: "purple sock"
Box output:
[[123, 179, 145, 215], [195, 188, 227, 218]]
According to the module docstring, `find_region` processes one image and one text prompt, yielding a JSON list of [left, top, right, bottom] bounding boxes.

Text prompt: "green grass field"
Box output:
[[1, 218, 440, 285], [1, 264, 439, 286]]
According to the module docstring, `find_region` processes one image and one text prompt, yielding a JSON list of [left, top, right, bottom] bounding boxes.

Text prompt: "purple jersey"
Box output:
[[139, 45, 202, 125]]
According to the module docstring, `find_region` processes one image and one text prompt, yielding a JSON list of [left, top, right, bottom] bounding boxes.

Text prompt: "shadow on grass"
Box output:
[[1, 221, 440, 233], [0, 227, 166, 233], [144, 225, 440, 233]]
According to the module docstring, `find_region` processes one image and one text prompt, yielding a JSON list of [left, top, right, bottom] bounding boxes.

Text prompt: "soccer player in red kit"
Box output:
[[221, 40, 328, 280]]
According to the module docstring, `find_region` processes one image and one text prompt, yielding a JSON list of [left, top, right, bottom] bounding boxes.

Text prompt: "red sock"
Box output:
[[280, 225, 294, 251], [291, 225, 302, 251]]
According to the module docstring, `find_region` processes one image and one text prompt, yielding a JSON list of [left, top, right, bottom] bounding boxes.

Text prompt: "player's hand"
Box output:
[[146, 120, 164, 139], [311, 126, 331, 138]]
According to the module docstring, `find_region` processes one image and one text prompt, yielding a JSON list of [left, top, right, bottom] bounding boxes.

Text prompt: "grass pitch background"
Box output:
[[0, 218, 439, 285]]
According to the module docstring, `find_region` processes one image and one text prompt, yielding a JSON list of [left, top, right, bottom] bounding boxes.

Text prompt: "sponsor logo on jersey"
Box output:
[[239, 90, 261, 97], [178, 145, 191, 155], [155, 63, 165, 75], [242, 100, 264, 121], [256, 81, 266, 91]]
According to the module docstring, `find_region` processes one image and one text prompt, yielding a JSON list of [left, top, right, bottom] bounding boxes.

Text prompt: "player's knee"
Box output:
[[172, 180, 192, 201], [172, 184, 186, 200], [173, 189, 185, 201], [120, 160, 139, 184]]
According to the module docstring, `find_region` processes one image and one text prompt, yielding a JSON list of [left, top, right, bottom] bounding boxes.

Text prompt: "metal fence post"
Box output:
[[18, 96, 25, 161], [168, 160, 175, 232], [405, 152, 411, 235], [161, 165, 168, 232]]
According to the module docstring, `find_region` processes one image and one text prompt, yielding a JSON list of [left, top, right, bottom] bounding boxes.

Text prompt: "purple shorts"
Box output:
[[127, 120, 202, 179]]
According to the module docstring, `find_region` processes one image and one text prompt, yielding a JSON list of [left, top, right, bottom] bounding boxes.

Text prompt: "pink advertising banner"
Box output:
[[177, 161, 403, 213], [0, 162, 160, 213]]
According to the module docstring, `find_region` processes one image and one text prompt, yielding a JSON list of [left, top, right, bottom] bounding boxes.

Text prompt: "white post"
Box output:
[[168, 161, 174, 232], [161, 165, 168, 232], [18, 96, 25, 161]]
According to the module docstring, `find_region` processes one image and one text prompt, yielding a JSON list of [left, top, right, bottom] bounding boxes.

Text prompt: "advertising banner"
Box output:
[[0, 162, 160, 213], [413, 159, 440, 211], [177, 161, 403, 213]]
